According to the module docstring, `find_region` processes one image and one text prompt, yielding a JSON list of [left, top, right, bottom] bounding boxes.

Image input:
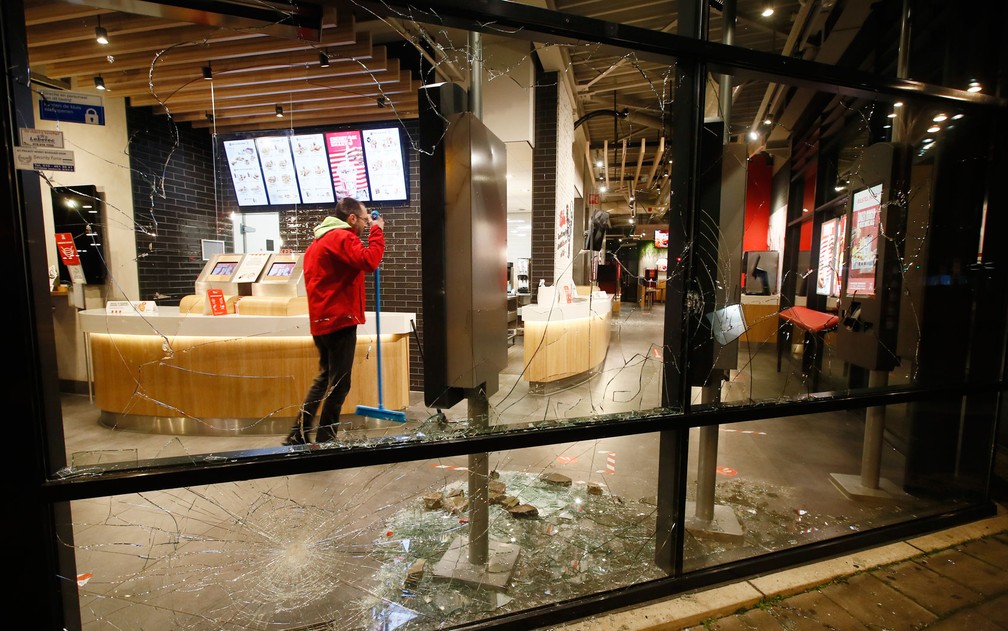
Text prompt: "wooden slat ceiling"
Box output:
[[24, 0, 419, 133], [22, 0, 856, 224]]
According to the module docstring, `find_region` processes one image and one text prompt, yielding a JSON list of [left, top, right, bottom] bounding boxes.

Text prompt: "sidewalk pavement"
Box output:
[[554, 503, 1008, 630]]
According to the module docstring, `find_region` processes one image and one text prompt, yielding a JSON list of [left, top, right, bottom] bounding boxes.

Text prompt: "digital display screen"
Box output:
[[847, 184, 882, 296], [816, 218, 838, 297], [267, 261, 295, 277], [211, 261, 237, 276], [221, 125, 409, 207], [654, 229, 669, 248]]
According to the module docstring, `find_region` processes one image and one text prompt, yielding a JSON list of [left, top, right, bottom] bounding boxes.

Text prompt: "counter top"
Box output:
[[79, 307, 416, 337], [520, 292, 612, 322]]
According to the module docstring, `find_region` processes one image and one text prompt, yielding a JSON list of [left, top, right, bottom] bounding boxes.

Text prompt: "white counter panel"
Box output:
[[80, 307, 416, 338]]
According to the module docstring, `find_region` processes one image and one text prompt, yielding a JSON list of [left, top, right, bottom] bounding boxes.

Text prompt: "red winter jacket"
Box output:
[[303, 217, 385, 336]]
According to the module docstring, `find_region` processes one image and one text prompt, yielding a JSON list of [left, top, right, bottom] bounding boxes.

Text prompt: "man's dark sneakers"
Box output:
[[282, 432, 307, 446]]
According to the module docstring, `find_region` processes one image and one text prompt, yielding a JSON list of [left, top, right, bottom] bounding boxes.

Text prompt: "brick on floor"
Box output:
[[875, 558, 983, 616], [819, 572, 938, 630]]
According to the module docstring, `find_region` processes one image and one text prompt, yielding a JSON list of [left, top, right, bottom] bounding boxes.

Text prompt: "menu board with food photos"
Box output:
[[325, 130, 370, 201], [362, 127, 408, 201], [223, 125, 409, 207], [290, 133, 335, 204], [255, 136, 300, 205], [223, 139, 268, 206]]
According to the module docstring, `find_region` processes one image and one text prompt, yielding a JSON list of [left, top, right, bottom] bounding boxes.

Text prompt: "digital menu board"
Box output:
[[290, 134, 335, 204], [847, 184, 882, 296], [325, 130, 370, 201], [222, 125, 409, 207], [255, 136, 299, 205], [223, 139, 267, 206], [362, 127, 408, 201]]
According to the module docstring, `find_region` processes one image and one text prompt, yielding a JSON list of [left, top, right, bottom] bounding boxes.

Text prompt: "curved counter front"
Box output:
[[521, 293, 612, 392], [79, 308, 415, 435]]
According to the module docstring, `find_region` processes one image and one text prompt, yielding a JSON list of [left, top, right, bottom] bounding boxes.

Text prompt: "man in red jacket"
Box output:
[[283, 197, 385, 445]]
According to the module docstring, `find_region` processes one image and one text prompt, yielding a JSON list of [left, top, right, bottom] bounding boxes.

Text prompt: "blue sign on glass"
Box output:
[[37, 88, 105, 126]]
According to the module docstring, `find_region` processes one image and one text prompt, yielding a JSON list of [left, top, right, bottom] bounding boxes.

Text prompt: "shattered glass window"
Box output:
[[14, 0, 1005, 628]]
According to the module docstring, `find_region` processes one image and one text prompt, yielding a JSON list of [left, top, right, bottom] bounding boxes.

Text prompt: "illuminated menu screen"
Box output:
[[255, 136, 300, 205], [847, 184, 882, 296], [325, 130, 370, 201], [222, 126, 409, 207], [290, 134, 335, 204], [223, 139, 267, 206], [362, 127, 408, 201]]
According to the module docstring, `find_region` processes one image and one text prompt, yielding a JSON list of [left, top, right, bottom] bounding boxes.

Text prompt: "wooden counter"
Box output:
[[79, 307, 414, 435], [521, 293, 612, 389]]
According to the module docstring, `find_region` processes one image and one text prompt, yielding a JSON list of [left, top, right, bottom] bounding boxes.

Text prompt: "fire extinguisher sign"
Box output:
[[55, 233, 80, 266]]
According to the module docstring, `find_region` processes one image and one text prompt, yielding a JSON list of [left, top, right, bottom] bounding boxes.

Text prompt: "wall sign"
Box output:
[[37, 88, 105, 126]]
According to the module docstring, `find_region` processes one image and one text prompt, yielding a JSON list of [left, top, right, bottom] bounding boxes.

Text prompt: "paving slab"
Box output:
[[747, 542, 919, 598], [766, 589, 870, 630], [874, 558, 984, 616], [818, 572, 938, 630], [958, 534, 1008, 570], [918, 546, 1008, 598]]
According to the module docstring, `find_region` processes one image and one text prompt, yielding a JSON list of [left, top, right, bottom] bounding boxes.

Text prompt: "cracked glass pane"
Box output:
[[67, 445, 665, 628], [17, 0, 1003, 627]]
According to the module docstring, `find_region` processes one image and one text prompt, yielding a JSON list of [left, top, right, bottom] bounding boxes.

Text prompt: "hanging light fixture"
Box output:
[[93, 75, 106, 90], [202, 64, 213, 80], [967, 80, 982, 93], [275, 105, 284, 118], [319, 51, 330, 68], [761, 1, 775, 17], [95, 16, 109, 45]]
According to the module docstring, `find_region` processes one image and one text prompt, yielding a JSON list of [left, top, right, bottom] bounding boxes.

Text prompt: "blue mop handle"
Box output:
[[371, 210, 385, 407]]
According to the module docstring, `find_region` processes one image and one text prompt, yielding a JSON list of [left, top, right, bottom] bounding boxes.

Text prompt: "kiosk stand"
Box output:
[[828, 142, 911, 501]]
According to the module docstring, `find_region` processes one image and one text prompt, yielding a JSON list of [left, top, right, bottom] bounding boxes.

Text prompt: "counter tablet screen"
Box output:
[[266, 261, 295, 278], [211, 261, 237, 276]]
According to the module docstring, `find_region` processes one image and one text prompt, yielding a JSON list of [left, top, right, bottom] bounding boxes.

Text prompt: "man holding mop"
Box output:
[[283, 197, 385, 445]]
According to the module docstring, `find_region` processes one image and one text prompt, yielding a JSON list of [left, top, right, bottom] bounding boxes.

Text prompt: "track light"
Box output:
[[275, 105, 284, 118], [93, 75, 106, 91], [202, 65, 213, 80], [968, 80, 982, 93], [95, 16, 108, 45], [761, 1, 774, 17], [319, 51, 330, 68]]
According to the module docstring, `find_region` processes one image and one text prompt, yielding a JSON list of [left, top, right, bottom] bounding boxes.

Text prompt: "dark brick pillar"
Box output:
[[531, 69, 558, 289]]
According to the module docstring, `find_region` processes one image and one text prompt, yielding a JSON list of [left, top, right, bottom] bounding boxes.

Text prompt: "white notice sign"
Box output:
[[14, 146, 75, 172], [20, 128, 64, 148]]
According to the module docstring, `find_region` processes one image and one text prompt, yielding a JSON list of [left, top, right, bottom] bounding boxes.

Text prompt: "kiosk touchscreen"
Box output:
[[195, 253, 245, 294], [252, 253, 305, 297]]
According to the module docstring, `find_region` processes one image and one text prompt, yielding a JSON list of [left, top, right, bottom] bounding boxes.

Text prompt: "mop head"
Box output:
[[355, 404, 408, 423]]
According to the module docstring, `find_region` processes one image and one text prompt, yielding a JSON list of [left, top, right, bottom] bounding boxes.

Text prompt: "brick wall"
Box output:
[[127, 106, 225, 304], [532, 70, 558, 289]]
